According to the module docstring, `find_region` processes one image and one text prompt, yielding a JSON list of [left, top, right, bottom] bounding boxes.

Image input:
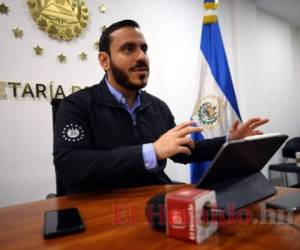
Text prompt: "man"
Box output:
[[54, 20, 268, 195]]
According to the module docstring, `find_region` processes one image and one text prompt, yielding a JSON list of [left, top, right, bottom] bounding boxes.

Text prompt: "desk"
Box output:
[[0, 185, 299, 250]]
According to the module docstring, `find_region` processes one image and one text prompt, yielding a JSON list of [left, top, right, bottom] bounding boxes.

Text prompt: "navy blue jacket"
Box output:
[[54, 78, 225, 194]]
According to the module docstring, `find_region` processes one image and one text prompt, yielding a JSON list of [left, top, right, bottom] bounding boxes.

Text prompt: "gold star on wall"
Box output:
[[79, 52, 87, 61], [99, 4, 108, 13], [12, 27, 23, 39], [100, 25, 107, 32], [94, 41, 99, 50], [57, 54, 66, 63], [33, 45, 43, 56], [0, 3, 9, 14]]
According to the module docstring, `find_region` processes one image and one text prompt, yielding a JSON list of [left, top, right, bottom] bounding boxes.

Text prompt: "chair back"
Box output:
[[282, 137, 300, 159], [51, 98, 66, 196]]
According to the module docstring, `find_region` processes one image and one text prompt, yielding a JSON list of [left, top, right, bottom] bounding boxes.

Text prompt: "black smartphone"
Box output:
[[266, 190, 300, 212], [43, 208, 85, 238]]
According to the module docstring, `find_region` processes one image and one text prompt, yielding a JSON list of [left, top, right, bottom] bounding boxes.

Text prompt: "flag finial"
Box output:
[[203, 0, 219, 10], [203, 0, 219, 24]]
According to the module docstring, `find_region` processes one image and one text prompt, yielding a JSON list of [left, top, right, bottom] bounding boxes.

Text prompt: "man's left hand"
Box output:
[[228, 117, 269, 141]]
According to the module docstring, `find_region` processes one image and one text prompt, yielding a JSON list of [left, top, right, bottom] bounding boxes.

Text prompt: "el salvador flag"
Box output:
[[190, 0, 242, 184]]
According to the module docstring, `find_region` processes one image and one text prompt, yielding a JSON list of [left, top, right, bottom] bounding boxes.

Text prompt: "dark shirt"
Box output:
[[53, 77, 225, 194]]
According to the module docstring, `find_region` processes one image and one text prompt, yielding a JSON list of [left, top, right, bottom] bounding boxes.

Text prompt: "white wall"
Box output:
[[256, 9, 298, 136], [0, 0, 299, 207], [294, 28, 300, 132], [233, 2, 300, 175]]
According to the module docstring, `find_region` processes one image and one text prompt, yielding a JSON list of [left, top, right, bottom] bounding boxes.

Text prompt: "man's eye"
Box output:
[[142, 45, 148, 54], [124, 46, 134, 53]]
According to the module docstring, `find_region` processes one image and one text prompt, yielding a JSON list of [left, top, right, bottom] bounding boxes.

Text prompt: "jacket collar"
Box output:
[[91, 77, 152, 110]]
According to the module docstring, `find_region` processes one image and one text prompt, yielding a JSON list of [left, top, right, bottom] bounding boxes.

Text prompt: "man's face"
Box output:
[[103, 27, 150, 91]]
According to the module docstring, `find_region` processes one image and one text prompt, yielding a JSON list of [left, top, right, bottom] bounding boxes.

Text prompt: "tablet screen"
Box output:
[[197, 134, 288, 188]]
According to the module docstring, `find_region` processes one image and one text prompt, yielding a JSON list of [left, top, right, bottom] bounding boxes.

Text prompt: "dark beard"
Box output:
[[110, 59, 149, 91]]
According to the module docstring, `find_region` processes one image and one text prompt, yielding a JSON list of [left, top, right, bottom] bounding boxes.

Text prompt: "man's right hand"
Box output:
[[153, 121, 202, 160]]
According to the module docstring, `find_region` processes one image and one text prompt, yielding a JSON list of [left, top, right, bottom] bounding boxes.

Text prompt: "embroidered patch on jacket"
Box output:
[[62, 124, 85, 142]]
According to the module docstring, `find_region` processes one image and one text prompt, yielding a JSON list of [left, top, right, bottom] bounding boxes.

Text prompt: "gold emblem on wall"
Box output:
[[27, 0, 89, 41]]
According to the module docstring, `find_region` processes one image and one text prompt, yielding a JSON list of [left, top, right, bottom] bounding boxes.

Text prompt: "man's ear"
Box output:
[[98, 52, 110, 71]]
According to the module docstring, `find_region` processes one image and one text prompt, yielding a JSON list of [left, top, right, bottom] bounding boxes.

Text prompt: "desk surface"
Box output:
[[0, 185, 300, 250]]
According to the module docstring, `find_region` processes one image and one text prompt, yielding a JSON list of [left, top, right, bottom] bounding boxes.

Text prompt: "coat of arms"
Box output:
[[193, 95, 225, 129], [27, 0, 89, 41]]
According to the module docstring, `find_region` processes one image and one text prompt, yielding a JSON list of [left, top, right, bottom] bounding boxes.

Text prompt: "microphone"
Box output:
[[145, 194, 220, 229], [145, 193, 167, 230], [145, 187, 251, 244]]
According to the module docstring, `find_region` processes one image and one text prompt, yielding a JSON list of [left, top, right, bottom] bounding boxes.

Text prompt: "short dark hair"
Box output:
[[99, 20, 140, 54]]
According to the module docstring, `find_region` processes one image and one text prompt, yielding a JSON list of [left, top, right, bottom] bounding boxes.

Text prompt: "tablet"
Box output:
[[196, 133, 288, 209]]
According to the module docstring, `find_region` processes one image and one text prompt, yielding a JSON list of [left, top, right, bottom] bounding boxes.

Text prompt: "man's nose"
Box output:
[[135, 48, 147, 61]]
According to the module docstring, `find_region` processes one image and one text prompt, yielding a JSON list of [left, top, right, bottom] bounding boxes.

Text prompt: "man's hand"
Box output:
[[153, 121, 202, 160], [228, 117, 269, 141]]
